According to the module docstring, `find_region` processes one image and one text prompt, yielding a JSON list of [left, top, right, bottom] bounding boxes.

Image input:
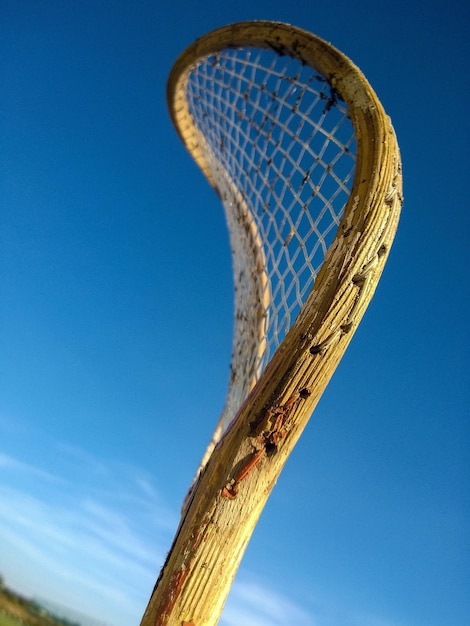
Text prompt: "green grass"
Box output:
[[0, 612, 24, 626]]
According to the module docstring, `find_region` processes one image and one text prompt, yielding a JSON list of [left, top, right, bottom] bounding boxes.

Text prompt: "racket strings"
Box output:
[[186, 47, 356, 434]]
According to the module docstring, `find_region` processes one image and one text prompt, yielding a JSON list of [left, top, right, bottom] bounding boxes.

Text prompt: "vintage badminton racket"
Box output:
[[141, 21, 402, 626]]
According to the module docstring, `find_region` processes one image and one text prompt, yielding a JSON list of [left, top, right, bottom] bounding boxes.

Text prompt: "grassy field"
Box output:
[[0, 612, 24, 626], [0, 585, 77, 626]]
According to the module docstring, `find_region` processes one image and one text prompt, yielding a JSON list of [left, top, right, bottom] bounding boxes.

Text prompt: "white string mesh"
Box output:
[[186, 46, 356, 441]]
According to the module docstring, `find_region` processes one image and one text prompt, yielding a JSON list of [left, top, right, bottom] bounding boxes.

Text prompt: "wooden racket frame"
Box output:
[[141, 21, 402, 626]]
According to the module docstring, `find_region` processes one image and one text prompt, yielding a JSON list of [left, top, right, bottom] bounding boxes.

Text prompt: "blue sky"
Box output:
[[1, 1, 469, 625]]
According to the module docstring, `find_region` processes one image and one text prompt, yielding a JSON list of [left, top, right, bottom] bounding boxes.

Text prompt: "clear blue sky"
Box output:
[[1, 1, 469, 625]]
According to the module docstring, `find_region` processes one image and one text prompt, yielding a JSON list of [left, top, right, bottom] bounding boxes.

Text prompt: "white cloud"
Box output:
[[0, 442, 319, 626], [0, 443, 175, 626], [220, 574, 405, 626], [0, 451, 61, 482], [0, 433, 403, 626], [221, 578, 317, 626]]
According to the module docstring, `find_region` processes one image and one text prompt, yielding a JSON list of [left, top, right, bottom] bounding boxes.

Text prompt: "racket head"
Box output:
[[167, 19, 402, 463]]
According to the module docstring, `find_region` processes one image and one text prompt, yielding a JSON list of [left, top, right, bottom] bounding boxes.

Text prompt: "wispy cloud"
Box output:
[[221, 576, 404, 626], [221, 578, 317, 626], [0, 432, 177, 626], [0, 421, 403, 626], [0, 438, 319, 626], [0, 451, 61, 483]]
